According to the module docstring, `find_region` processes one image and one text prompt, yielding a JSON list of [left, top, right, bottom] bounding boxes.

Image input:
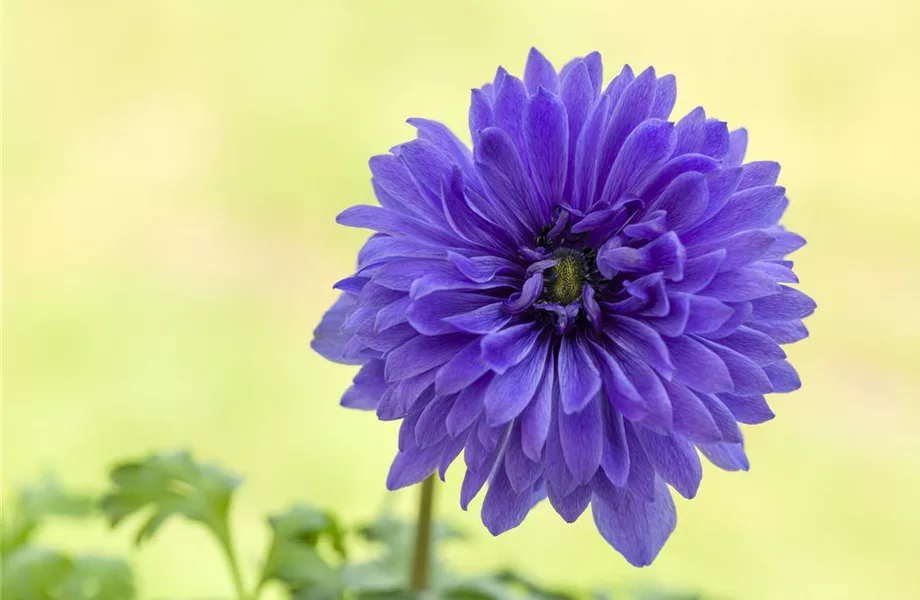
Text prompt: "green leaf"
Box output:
[[1, 547, 71, 600], [18, 476, 96, 520], [1, 549, 135, 600], [2, 476, 96, 556], [58, 556, 136, 600], [440, 578, 519, 600], [99, 450, 241, 546], [491, 570, 578, 600], [259, 503, 347, 596]]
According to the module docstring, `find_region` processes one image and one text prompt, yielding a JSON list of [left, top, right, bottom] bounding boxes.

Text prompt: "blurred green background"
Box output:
[[4, 0, 920, 598]]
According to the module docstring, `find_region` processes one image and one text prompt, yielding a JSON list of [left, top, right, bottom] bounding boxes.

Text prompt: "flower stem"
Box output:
[[216, 528, 250, 600], [409, 475, 436, 592]]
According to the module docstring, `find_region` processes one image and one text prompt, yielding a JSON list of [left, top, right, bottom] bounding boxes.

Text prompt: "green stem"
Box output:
[[409, 475, 436, 592], [217, 529, 250, 600]]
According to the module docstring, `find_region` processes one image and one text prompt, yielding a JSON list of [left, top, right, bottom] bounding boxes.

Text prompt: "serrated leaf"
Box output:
[[19, 476, 96, 521], [260, 503, 347, 596], [58, 556, 136, 600], [492, 571, 577, 600], [268, 503, 346, 559], [2, 476, 97, 556], [440, 578, 519, 600], [99, 450, 241, 546], [635, 591, 705, 600], [1, 547, 72, 600], [1, 548, 136, 600]]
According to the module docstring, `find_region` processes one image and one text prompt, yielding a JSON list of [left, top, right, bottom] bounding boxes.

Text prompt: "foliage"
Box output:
[[1, 451, 716, 600], [1, 476, 135, 600]]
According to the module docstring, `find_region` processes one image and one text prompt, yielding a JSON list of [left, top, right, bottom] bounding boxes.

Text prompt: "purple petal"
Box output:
[[724, 127, 748, 167], [560, 62, 594, 197], [369, 154, 437, 218], [386, 446, 441, 490], [435, 340, 490, 395], [746, 319, 810, 344], [469, 89, 494, 144], [385, 334, 473, 382], [718, 392, 775, 424], [664, 378, 722, 443], [481, 323, 542, 373], [572, 95, 611, 211], [763, 360, 801, 392], [521, 351, 554, 461], [666, 335, 733, 393], [448, 252, 519, 283], [595, 67, 658, 190], [624, 424, 658, 501], [396, 139, 453, 199], [503, 424, 543, 492], [599, 119, 677, 206], [683, 294, 734, 334], [699, 442, 749, 472], [634, 426, 703, 499], [493, 74, 528, 165], [590, 341, 649, 421], [669, 251, 724, 294], [557, 335, 602, 413], [703, 268, 782, 302], [407, 292, 492, 335], [503, 272, 544, 313], [750, 286, 816, 321], [415, 394, 453, 448], [559, 398, 603, 484], [592, 478, 676, 567], [651, 171, 709, 232], [673, 108, 729, 158], [719, 326, 786, 366], [475, 127, 540, 234], [687, 185, 787, 243], [525, 87, 569, 209], [739, 161, 781, 189], [484, 335, 549, 425], [547, 482, 592, 523], [481, 467, 535, 535], [694, 392, 742, 443], [600, 407, 630, 487], [702, 340, 773, 396], [408, 117, 474, 174], [523, 47, 559, 94], [650, 74, 677, 120], [645, 293, 690, 337], [311, 293, 363, 365], [445, 303, 512, 334], [342, 360, 389, 411], [607, 315, 675, 378], [446, 375, 488, 436], [461, 465, 490, 510]]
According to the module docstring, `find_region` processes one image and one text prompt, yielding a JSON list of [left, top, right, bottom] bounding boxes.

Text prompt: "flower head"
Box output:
[[312, 48, 815, 566]]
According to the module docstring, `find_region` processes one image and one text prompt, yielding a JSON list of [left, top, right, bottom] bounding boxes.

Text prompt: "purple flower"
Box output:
[[312, 48, 815, 566]]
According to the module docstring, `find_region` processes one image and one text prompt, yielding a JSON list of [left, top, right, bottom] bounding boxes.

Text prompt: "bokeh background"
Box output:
[[4, 0, 920, 598]]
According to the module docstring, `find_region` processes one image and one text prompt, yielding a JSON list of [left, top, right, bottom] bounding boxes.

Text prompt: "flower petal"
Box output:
[[481, 323, 542, 373], [481, 467, 537, 535], [592, 478, 676, 567], [634, 426, 703, 499], [484, 335, 549, 425], [525, 87, 569, 209], [559, 398, 603, 484], [524, 47, 559, 94], [521, 351, 555, 461], [557, 335, 603, 413], [666, 335, 733, 393]]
